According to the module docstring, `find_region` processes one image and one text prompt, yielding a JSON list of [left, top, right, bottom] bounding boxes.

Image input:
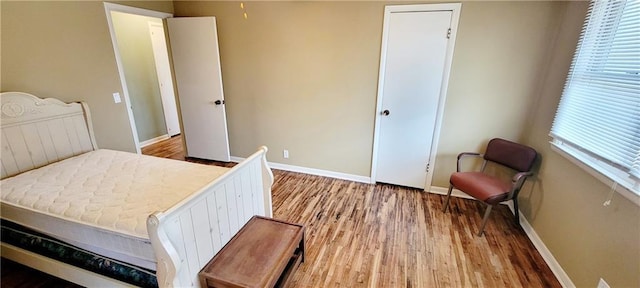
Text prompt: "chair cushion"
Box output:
[[484, 138, 537, 172], [450, 172, 512, 204]]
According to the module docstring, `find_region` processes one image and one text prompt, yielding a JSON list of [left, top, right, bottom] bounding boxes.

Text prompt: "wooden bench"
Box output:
[[199, 216, 305, 288]]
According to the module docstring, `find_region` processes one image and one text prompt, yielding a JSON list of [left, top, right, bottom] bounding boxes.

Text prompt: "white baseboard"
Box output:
[[505, 202, 575, 288], [428, 186, 475, 200], [139, 134, 170, 148], [229, 156, 371, 183]]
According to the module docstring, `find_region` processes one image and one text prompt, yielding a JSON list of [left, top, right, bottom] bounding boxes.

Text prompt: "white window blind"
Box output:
[[550, 0, 640, 196]]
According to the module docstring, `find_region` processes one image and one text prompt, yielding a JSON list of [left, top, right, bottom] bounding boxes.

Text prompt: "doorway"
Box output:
[[104, 3, 180, 153], [371, 4, 461, 190], [105, 4, 231, 162]]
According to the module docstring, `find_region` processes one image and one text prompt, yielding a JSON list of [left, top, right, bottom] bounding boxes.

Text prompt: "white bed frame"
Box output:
[[0, 92, 274, 287]]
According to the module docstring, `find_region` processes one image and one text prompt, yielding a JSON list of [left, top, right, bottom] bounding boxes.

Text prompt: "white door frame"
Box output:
[[370, 3, 461, 190], [103, 3, 173, 154]]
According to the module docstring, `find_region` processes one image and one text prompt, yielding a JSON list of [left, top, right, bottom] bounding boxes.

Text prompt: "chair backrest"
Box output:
[[483, 138, 537, 172]]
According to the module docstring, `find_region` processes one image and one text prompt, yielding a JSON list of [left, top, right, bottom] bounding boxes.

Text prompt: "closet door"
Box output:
[[167, 17, 230, 161], [373, 4, 460, 189]]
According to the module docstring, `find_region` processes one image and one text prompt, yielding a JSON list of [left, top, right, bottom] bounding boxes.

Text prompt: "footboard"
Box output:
[[147, 146, 274, 288]]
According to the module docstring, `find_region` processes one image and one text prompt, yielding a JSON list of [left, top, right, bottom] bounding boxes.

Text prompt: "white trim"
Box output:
[[428, 186, 475, 200], [230, 157, 371, 183], [103, 2, 173, 154], [104, 2, 173, 19], [139, 134, 170, 148], [370, 3, 462, 189], [429, 185, 511, 204], [505, 203, 576, 288], [425, 4, 461, 191]]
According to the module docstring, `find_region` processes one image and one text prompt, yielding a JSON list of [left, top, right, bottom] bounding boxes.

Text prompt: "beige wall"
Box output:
[[173, 1, 567, 179], [521, 2, 640, 287], [175, 1, 383, 175], [432, 1, 566, 186], [1, 1, 173, 152], [111, 11, 167, 142]]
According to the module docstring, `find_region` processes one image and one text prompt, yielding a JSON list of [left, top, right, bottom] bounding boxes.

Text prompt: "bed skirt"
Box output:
[[1, 220, 158, 287]]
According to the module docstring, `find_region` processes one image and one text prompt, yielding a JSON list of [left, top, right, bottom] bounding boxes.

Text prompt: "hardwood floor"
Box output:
[[272, 174, 559, 287], [2, 136, 560, 287], [141, 135, 186, 161], [141, 135, 235, 167]]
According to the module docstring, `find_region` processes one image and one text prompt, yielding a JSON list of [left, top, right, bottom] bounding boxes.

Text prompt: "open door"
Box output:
[[167, 17, 231, 162]]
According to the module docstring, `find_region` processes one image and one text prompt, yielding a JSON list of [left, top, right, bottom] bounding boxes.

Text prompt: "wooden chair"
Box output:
[[442, 138, 537, 236]]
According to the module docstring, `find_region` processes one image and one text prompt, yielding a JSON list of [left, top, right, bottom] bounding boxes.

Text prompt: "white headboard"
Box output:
[[0, 92, 97, 179]]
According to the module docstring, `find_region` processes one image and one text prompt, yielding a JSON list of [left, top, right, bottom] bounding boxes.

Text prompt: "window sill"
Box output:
[[550, 142, 640, 207]]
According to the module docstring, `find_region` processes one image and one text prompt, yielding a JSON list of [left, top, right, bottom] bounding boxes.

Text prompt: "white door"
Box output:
[[167, 17, 231, 161], [148, 22, 181, 137], [373, 5, 459, 189]]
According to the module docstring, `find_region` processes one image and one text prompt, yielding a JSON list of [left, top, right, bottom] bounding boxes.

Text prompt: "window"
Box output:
[[550, 0, 640, 201]]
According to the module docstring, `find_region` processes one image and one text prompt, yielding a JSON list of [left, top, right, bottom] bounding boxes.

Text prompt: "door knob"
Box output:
[[214, 100, 224, 105], [382, 109, 390, 116]]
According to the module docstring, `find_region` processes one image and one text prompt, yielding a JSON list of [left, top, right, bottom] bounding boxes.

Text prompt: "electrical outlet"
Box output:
[[112, 92, 122, 104], [283, 149, 289, 159], [597, 278, 610, 288]]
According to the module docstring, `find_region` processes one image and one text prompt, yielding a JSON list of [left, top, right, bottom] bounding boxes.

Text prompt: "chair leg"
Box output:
[[443, 185, 454, 212], [478, 205, 494, 236], [513, 198, 520, 226]]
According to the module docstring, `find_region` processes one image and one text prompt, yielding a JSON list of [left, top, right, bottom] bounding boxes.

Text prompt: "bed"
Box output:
[[0, 92, 274, 287]]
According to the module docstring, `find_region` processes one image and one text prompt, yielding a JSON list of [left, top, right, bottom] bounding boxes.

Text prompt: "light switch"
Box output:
[[112, 92, 122, 104]]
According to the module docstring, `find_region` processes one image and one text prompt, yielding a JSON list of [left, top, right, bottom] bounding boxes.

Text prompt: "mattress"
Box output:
[[1, 149, 229, 270]]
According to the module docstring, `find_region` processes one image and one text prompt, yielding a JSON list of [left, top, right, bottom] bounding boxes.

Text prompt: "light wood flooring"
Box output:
[[1, 135, 560, 287]]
